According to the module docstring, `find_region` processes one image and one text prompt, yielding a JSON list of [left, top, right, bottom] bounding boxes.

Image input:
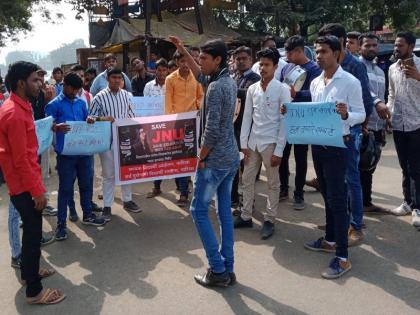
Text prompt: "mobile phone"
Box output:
[[402, 58, 415, 68]]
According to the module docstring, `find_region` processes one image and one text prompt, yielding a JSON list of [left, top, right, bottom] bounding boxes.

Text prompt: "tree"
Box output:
[[220, 0, 420, 38], [0, 0, 62, 46]]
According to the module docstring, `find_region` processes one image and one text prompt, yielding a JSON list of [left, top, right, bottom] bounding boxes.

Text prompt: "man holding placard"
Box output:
[[46, 72, 106, 241], [304, 36, 365, 279], [235, 48, 291, 240], [90, 68, 140, 221], [0, 61, 65, 305]]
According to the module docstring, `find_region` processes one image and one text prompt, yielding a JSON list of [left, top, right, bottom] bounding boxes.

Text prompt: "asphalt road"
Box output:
[[0, 136, 419, 315]]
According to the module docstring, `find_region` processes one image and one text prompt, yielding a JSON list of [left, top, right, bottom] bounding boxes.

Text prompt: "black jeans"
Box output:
[[393, 128, 420, 209], [312, 144, 349, 259], [279, 142, 308, 198], [360, 130, 385, 206], [10, 192, 43, 298]]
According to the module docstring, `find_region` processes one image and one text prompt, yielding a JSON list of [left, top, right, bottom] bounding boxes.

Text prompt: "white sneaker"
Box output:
[[390, 202, 412, 216], [412, 209, 420, 227]]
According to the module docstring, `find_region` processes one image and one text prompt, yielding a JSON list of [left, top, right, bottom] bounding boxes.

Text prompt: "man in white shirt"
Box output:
[[251, 36, 286, 81], [143, 59, 168, 97], [144, 59, 171, 198], [235, 48, 291, 240], [387, 32, 420, 229], [90, 68, 140, 221], [304, 36, 365, 279]]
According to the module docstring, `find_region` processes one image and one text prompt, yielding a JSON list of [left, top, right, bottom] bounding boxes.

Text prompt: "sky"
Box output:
[[0, 2, 89, 64]]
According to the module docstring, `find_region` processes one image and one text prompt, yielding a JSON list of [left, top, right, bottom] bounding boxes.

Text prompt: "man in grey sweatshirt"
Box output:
[[169, 36, 240, 288]]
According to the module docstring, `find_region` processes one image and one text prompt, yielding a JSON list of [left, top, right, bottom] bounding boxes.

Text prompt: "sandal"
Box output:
[[146, 188, 161, 198], [39, 268, 56, 279], [21, 268, 56, 286], [27, 288, 66, 305]]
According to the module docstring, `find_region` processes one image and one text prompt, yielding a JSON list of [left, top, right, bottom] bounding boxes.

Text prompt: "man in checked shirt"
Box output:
[[90, 68, 140, 221]]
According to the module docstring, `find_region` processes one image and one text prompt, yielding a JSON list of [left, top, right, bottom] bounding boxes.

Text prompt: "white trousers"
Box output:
[[99, 149, 132, 207]]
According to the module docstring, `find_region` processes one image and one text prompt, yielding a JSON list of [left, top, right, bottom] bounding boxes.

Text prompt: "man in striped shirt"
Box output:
[[90, 68, 140, 221]]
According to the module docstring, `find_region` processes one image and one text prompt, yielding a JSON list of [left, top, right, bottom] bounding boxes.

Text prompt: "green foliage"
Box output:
[[224, 0, 420, 37], [0, 0, 61, 46]]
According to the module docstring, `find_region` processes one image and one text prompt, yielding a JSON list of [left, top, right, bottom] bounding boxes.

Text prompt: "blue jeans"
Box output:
[[190, 163, 239, 273], [8, 202, 21, 259], [67, 156, 95, 211], [346, 126, 364, 230], [312, 145, 349, 259], [57, 155, 93, 225]]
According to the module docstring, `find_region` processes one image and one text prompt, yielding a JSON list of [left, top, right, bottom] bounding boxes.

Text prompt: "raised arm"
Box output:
[[168, 36, 201, 79]]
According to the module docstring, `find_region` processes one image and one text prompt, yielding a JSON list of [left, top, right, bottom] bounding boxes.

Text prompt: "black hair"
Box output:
[[315, 35, 342, 53], [396, 31, 416, 46], [156, 58, 168, 69], [104, 53, 117, 62], [234, 46, 252, 56], [358, 32, 380, 45], [256, 47, 280, 65], [7, 61, 40, 92], [70, 64, 85, 72], [168, 60, 177, 68], [130, 57, 141, 66], [284, 35, 305, 52], [261, 35, 277, 48], [347, 31, 361, 40], [85, 67, 97, 76], [4, 74, 10, 92], [200, 39, 228, 68], [318, 23, 347, 40], [52, 67, 63, 75], [172, 50, 185, 61], [106, 67, 123, 77], [189, 46, 200, 53], [64, 72, 83, 89]]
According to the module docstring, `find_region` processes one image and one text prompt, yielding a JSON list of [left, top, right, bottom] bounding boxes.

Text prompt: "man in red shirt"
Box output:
[[0, 61, 65, 305]]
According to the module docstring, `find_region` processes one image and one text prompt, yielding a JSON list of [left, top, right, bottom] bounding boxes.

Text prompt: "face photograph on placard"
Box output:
[[118, 118, 197, 167]]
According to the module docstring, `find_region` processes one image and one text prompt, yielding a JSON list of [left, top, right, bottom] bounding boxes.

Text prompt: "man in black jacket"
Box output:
[[231, 46, 260, 209]]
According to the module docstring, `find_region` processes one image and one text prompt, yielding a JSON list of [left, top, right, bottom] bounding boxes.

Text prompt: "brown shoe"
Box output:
[[177, 195, 188, 207], [317, 224, 326, 231], [304, 237, 336, 253], [305, 177, 320, 191], [147, 188, 162, 198], [348, 226, 364, 247], [364, 204, 389, 214]]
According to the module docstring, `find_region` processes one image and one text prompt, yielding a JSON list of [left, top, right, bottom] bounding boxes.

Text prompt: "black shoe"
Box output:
[[194, 269, 230, 288], [233, 216, 253, 228], [41, 234, 55, 247], [232, 209, 242, 216], [229, 272, 237, 286], [69, 208, 79, 222], [102, 207, 112, 222], [11, 255, 22, 269], [279, 190, 289, 201], [261, 221, 274, 240], [91, 201, 102, 213], [123, 201, 141, 213]]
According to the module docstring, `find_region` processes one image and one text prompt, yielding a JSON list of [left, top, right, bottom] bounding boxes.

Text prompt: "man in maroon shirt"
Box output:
[[0, 61, 65, 305]]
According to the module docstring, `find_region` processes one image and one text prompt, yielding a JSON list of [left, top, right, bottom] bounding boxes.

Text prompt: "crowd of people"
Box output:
[[0, 23, 419, 305]]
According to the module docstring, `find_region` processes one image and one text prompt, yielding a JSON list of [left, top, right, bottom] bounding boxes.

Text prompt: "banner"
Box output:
[[35, 116, 53, 155], [284, 102, 345, 148], [61, 121, 111, 155], [132, 96, 165, 117], [113, 111, 199, 185]]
